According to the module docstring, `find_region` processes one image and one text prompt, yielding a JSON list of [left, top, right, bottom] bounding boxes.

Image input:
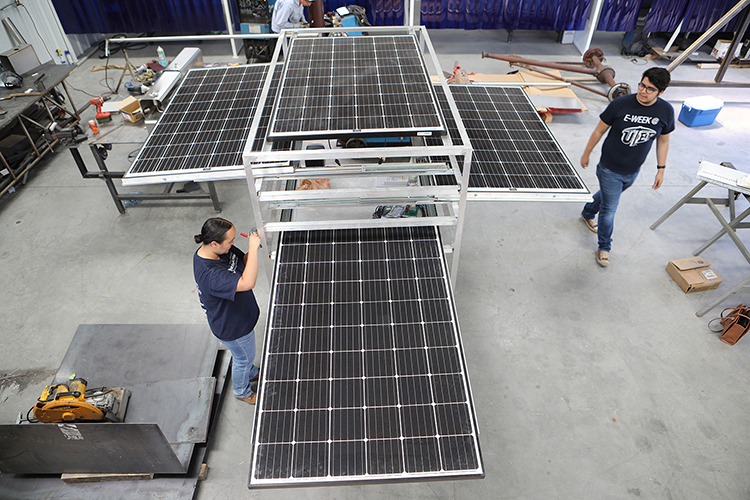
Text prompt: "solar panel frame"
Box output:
[[249, 227, 484, 488], [427, 85, 590, 200], [267, 35, 447, 141], [123, 64, 290, 186]]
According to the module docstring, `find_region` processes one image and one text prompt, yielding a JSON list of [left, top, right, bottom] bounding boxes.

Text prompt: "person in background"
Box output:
[[194, 218, 262, 404], [579, 67, 675, 267], [271, 0, 312, 33]]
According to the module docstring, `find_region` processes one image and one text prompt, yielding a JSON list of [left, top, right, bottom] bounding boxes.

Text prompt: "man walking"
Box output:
[[580, 67, 675, 267]]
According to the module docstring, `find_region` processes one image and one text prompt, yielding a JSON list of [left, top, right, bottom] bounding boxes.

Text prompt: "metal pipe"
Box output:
[[666, 0, 750, 72], [716, 5, 750, 82], [482, 49, 630, 100], [503, 61, 609, 98], [482, 52, 594, 75], [2, 17, 26, 45], [310, 0, 325, 28]]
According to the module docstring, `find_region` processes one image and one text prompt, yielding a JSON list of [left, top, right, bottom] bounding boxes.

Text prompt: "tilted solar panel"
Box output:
[[268, 36, 446, 140], [428, 85, 588, 195], [124, 64, 289, 185], [250, 227, 484, 487]]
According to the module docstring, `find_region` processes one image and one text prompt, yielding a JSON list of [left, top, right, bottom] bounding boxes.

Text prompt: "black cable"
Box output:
[[25, 406, 38, 423], [97, 34, 149, 59]]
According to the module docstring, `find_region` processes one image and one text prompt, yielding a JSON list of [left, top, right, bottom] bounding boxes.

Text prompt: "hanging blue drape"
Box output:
[[644, 0, 742, 33], [53, 0, 230, 34], [418, 0, 592, 30], [596, 0, 644, 31]]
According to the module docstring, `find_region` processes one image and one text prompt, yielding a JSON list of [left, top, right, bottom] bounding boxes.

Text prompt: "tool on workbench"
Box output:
[[33, 72, 45, 91], [90, 96, 112, 123], [32, 377, 130, 423], [0, 91, 41, 101], [0, 70, 22, 88], [125, 81, 148, 95], [45, 122, 87, 144]]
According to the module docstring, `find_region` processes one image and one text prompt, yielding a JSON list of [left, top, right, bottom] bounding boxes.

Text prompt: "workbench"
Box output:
[[0, 62, 79, 199], [651, 161, 750, 316]]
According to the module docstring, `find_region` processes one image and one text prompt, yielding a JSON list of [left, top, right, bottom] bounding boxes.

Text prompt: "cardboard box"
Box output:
[[710, 39, 742, 61], [116, 96, 143, 122], [678, 96, 723, 127], [666, 256, 722, 293]]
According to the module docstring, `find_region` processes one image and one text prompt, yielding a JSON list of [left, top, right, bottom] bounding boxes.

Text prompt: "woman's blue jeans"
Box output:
[[582, 164, 639, 252], [222, 330, 259, 399]]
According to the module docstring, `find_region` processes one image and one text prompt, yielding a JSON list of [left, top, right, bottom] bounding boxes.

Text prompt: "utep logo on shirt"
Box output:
[[228, 252, 239, 273], [621, 114, 659, 147], [621, 126, 657, 147]]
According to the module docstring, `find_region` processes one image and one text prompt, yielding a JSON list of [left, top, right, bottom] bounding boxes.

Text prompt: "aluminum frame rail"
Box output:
[[242, 26, 472, 289]]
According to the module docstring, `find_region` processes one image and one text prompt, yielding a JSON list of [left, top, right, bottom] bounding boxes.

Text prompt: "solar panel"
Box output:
[[428, 85, 588, 196], [268, 35, 446, 140], [250, 227, 484, 487], [123, 64, 289, 185]]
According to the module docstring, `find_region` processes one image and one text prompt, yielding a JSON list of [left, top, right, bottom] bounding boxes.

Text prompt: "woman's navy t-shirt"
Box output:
[[193, 245, 259, 341]]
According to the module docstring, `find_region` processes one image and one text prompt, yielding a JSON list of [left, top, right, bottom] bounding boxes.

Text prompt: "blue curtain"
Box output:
[[644, 0, 742, 33], [596, 0, 644, 31], [418, 0, 592, 30], [53, 0, 229, 34]]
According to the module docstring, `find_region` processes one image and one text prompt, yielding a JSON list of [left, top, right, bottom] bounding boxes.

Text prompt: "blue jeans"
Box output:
[[582, 164, 639, 252], [222, 330, 259, 399]]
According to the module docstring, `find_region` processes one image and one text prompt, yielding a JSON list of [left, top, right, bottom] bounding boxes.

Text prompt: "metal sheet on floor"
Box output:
[[0, 423, 184, 474], [124, 377, 216, 444], [52, 324, 219, 386]]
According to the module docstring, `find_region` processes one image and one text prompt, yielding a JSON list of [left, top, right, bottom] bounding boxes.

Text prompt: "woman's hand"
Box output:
[[248, 233, 261, 252]]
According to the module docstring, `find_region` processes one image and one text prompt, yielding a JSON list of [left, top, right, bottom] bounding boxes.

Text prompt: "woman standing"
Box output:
[[194, 218, 262, 404]]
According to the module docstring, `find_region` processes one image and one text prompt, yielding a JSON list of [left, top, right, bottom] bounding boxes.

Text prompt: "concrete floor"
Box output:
[[2, 29, 750, 499]]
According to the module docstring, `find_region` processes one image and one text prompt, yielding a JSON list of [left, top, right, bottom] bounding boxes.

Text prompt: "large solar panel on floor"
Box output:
[[268, 35, 446, 140], [250, 227, 483, 487], [123, 64, 289, 186], [428, 85, 589, 198]]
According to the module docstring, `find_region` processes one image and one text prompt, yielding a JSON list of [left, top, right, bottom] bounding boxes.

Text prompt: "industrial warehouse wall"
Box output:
[[0, 0, 101, 66]]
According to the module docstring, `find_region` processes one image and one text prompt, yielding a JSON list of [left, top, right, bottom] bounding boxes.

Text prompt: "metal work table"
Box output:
[[651, 162, 750, 316], [0, 62, 80, 198]]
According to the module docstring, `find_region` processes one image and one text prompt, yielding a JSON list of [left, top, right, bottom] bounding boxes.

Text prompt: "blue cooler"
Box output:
[[678, 96, 724, 127]]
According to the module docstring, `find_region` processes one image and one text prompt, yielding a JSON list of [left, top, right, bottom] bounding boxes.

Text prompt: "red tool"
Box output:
[[240, 230, 262, 248], [90, 96, 112, 123]]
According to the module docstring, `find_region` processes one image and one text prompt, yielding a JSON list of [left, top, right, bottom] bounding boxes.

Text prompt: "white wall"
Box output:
[[0, 0, 102, 66]]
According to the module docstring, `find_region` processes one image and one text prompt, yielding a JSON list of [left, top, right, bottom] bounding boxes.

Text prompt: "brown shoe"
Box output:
[[238, 392, 257, 405], [581, 213, 597, 233], [596, 250, 609, 267]]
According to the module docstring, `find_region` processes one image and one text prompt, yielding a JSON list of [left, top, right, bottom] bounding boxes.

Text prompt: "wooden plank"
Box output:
[[697, 62, 750, 69], [61, 472, 154, 484]]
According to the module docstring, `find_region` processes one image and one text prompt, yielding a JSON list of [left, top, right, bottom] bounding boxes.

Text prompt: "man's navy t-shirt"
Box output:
[[194, 245, 259, 341], [599, 93, 675, 175]]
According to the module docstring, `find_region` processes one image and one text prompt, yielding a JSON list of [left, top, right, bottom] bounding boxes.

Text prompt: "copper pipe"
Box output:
[[482, 50, 630, 101], [482, 52, 593, 74], [505, 61, 608, 98]]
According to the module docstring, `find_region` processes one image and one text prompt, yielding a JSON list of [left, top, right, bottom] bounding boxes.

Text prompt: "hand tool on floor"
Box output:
[[90, 96, 112, 123], [33, 377, 130, 423]]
